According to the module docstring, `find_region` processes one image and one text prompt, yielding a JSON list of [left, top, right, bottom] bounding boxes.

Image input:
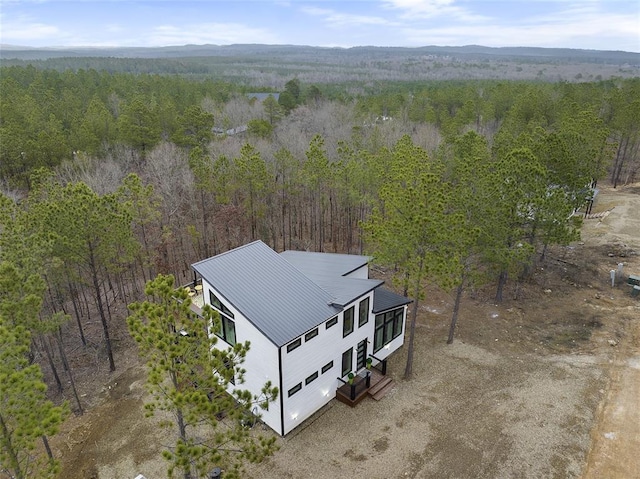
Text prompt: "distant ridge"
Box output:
[[1, 43, 638, 64]]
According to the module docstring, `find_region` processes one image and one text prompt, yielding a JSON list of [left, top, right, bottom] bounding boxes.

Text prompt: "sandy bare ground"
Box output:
[[49, 183, 640, 479], [580, 184, 640, 479]]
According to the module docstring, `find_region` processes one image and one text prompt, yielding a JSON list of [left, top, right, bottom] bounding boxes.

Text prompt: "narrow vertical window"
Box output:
[[343, 306, 354, 337], [341, 348, 353, 377], [358, 297, 370, 327]]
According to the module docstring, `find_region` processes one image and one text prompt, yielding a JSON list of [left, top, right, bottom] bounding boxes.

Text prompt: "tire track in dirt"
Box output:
[[580, 183, 640, 479]]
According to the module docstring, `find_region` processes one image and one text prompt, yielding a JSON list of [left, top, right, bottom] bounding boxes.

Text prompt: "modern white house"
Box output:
[[190, 240, 411, 436]]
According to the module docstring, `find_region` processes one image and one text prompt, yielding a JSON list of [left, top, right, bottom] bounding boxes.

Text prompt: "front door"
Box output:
[[356, 339, 367, 370]]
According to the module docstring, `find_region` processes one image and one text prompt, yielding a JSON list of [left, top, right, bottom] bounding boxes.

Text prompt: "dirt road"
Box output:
[[581, 184, 640, 479]]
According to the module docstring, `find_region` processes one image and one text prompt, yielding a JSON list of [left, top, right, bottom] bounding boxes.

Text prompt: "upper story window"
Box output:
[[287, 338, 302, 353], [209, 291, 234, 318], [343, 306, 354, 337], [326, 316, 338, 329], [305, 328, 318, 342], [358, 297, 370, 327], [209, 291, 236, 346]]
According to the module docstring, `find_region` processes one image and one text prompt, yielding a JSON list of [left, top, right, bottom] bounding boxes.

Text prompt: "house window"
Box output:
[[211, 315, 236, 346], [305, 328, 318, 342], [305, 371, 319, 385], [341, 348, 353, 377], [223, 357, 235, 386], [286, 338, 302, 353], [326, 316, 338, 329], [209, 291, 235, 318], [343, 306, 354, 337], [321, 361, 333, 374], [373, 308, 405, 353], [209, 291, 236, 346], [288, 383, 302, 397], [358, 297, 370, 327]]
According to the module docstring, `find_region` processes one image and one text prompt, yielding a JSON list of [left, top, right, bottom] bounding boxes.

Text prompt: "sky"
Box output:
[[1, 0, 638, 52]]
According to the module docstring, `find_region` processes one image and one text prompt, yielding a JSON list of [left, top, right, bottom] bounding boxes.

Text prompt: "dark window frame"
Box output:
[[373, 307, 404, 353], [358, 297, 370, 327], [287, 383, 302, 397], [341, 348, 353, 377], [305, 371, 319, 385], [321, 361, 333, 374], [304, 328, 319, 342], [209, 291, 235, 318], [326, 316, 338, 329], [286, 338, 302, 353], [213, 315, 236, 346], [342, 306, 355, 338], [209, 291, 237, 346]]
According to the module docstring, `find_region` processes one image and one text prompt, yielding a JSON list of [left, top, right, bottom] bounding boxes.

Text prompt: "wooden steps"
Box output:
[[368, 376, 395, 401]]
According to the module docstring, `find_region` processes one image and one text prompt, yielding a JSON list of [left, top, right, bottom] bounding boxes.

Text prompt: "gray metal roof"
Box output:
[[372, 288, 412, 314], [279, 250, 382, 306], [192, 241, 342, 347], [279, 250, 370, 277]]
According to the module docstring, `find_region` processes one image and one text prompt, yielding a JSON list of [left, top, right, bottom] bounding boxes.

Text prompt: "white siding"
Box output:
[[280, 291, 376, 435], [202, 280, 282, 434], [201, 278, 407, 436], [345, 264, 369, 279]]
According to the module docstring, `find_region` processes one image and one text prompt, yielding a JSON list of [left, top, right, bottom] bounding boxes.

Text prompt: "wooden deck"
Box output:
[[335, 368, 395, 407]]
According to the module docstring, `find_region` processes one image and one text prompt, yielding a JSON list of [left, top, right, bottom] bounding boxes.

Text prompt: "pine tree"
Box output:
[[128, 274, 278, 479], [363, 136, 458, 378], [0, 262, 68, 479]]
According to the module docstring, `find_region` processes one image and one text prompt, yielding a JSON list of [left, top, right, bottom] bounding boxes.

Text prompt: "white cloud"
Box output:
[[0, 14, 61, 41], [382, 0, 488, 22], [401, 10, 639, 50], [301, 5, 395, 29]]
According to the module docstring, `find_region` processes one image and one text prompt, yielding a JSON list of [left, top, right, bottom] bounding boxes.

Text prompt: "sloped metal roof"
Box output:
[[279, 250, 382, 306], [279, 250, 370, 277], [372, 288, 412, 314], [192, 241, 342, 347]]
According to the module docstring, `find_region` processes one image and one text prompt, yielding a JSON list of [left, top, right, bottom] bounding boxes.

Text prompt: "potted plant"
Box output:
[[366, 358, 373, 370], [347, 372, 355, 385]]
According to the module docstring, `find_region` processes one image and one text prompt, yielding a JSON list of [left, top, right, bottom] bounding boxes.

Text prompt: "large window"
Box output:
[[343, 306, 354, 337], [209, 291, 236, 345], [373, 308, 404, 353], [209, 291, 234, 318], [358, 297, 370, 327], [341, 348, 353, 377]]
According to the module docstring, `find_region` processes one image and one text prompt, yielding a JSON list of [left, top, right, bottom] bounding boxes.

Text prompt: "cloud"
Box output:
[[0, 14, 61, 41], [401, 9, 639, 51], [382, 0, 488, 22], [301, 5, 396, 28]]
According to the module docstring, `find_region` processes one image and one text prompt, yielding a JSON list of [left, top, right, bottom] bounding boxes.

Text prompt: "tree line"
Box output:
[[1, 66, 638, 477]]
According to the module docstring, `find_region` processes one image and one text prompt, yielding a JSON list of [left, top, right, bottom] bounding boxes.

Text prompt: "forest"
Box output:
[[0, 58, 639, 478]]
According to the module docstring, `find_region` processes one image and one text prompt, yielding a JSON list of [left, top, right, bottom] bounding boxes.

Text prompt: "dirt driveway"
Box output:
[[580, 184, 640, 479], [51, 183, 640, 479]]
